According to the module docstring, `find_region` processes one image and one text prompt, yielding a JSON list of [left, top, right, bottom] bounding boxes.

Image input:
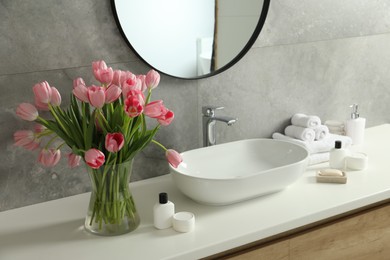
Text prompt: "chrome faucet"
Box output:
[[202, 106, 237, 147]]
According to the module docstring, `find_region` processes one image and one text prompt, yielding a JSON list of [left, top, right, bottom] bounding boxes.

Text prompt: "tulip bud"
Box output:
[[105, 132, 125, 153], [157, 110, 174, 126], [67, 153, 81, 168], [92, 60, 113, 85], [50, 87, 62, 106], [144, 100, 167, 118], [16, 103, 39, 121], [145, 70, 160, 90], [14, 130, 40, 151], [166, 149, 183, 168], [136, 74, 147, 92], [73, 77, 86, 89], [105, 84, 121, 104], [112, 70, 124, 87], [87, 86, 105, 108], [38, 149, 61, 167], [124, 96, 143, 118], [85, 148, 105, 169], [73, 82, 89, 103], [33, 81, 52, 104]]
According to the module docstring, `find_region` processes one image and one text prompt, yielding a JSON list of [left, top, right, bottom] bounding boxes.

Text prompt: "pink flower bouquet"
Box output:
[[14, 61, 182, 235]]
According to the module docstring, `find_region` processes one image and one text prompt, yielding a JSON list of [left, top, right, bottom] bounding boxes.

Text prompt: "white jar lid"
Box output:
[[172, 212, 195, 233], [346, 152, 368, 170]]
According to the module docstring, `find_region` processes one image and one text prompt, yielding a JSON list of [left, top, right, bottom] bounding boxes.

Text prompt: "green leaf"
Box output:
[[85, 110, 96, 150], [111, 104, 124, 129]]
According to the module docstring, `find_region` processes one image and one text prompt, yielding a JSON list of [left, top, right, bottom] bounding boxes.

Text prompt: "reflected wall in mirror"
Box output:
[[112, 0, 270, 79]]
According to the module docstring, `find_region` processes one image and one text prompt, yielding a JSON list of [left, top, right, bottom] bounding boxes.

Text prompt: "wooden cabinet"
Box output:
[[210, 202, 390, 260]]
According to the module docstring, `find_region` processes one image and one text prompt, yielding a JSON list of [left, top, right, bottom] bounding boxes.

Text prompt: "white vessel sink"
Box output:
[[170, 139, 309, 205]]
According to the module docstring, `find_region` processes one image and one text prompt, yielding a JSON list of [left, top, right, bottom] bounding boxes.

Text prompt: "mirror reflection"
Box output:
[[112, 0, 269, 79]]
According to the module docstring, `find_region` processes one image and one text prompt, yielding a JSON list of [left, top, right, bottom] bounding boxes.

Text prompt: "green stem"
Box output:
[[151, 139, 167, 151], [145, 89, 152, 104], [36, 116, 50, 126], [96, 109, 111, 133], [55, 142, 66, 150], [48, 103, 71, 137], [82, 102, 88, 147], [35, 129, 53, 139], [45, 135, 59, 149]]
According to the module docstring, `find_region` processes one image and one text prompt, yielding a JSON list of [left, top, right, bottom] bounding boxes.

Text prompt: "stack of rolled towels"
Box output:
[[272, 113, 352, 165]]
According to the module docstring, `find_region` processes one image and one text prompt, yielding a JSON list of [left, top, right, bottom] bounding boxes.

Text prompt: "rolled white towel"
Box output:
[[291, 113, 321, 128], [284, 125, 315, 142], [309, 152, 330, 165], [314, 125, 329, 141], [272, 132, 352, 154]]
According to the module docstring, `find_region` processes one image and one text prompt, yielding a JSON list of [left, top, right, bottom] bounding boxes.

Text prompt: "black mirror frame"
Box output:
[[111, 0, 270, 80]]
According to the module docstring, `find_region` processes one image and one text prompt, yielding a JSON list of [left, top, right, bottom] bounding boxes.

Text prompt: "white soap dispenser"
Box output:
[[345, 104, 366, 145]]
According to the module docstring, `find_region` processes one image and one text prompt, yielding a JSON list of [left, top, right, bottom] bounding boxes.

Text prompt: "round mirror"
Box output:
[[111, 0, 270, 79]]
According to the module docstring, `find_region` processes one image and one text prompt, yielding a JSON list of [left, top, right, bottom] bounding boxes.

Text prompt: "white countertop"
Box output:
[[1, 124, 389, 260]]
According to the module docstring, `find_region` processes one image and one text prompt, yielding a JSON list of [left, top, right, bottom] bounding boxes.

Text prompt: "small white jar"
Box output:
[[173, 212, 195, 233]]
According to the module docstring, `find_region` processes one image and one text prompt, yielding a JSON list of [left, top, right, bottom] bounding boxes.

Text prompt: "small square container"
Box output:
[[316, 170, 347, 184]]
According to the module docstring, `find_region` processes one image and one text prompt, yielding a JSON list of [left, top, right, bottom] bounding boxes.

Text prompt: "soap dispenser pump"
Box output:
[[345, 104, 366, 145]]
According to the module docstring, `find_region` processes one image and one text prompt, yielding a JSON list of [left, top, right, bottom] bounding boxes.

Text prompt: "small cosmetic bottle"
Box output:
[[345, 104, 366, 145], [153, 192, 175, 229], [329, 140, 349, 170]]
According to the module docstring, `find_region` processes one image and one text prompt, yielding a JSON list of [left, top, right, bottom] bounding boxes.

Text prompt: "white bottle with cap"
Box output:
[[153, 192, 175, 229], [329, 140, 349, 170], [345, 104, 366, 145]]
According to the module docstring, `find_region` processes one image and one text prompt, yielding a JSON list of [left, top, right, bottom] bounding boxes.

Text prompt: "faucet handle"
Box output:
[[202, 106, 224, 116]]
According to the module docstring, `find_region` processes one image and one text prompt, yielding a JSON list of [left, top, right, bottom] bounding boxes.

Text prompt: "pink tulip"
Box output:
[[73, 81, 89, 103], [165, 149, 183, 168], [13, 130, 40, 150], [105, 84, 122, 104], [124, 96, 144, 118], [136, 74, 147, 92], [33, 81, 52, 105], [105, 132, 124, 153], [145, 70, 160, 90], [126, 89, 145, 103], [67, 153, 81, 168], [92, 60, 108, 71], [144, 100, 167, 118], [85, 148, 105, 169], [33, 81, 61, 109], [34, 124, 46, 133], [35, 99, 49, 110], [112, 70, 124, 86], [16, 103, 38, 121], [97, 67, 114, 85], [87, 86, 105, 108], [73, 77, 86, 89], [121, 71, 135, 83], [157, 110, 174, 126], [122, 75, 142, 97], [50, 87, 62, 106], [38, 149, 61, 167], [92, 60, 113, 84]]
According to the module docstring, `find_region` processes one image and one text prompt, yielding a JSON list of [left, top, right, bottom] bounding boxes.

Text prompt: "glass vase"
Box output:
[[84, 159, 140, 236]]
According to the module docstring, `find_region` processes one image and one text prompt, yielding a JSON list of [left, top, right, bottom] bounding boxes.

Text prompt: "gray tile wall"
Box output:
[[1, 0, 389, 211]]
